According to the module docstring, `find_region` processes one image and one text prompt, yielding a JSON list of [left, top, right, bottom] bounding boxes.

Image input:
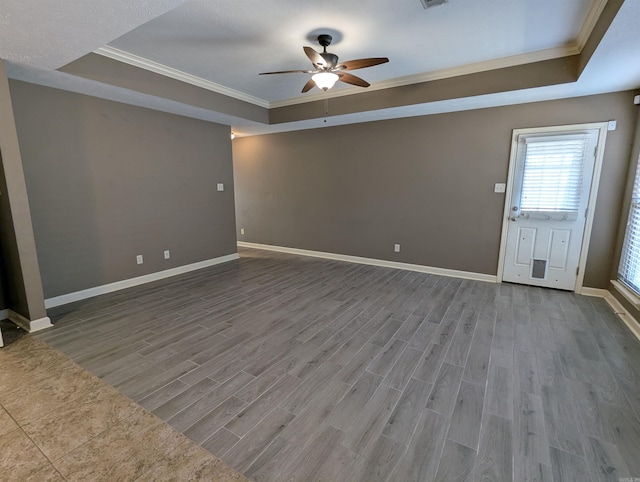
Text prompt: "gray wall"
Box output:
[[10, 80, 237, 299], [234, 91, 638, 289], [0, 151, 11, 312], [0, 148, 25, 314], [0, 61, 47, 320]]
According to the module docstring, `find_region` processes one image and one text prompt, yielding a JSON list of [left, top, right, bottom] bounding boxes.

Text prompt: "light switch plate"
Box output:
[[494, 183, 506, 193], [217, 183, 224, 191], [608, 120, 617, 131]]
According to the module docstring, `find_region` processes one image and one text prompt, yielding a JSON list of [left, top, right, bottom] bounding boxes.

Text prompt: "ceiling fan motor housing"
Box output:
[[318, 34, 333, 48]]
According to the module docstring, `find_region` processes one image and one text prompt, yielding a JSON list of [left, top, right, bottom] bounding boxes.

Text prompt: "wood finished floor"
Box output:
[[38, 248, 640, 481]]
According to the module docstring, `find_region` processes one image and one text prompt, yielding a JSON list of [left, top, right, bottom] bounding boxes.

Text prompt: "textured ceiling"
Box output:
[[0, 0, 192, 69]]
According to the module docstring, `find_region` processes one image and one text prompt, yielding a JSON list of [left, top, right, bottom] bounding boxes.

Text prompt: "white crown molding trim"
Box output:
[[238, 241, 497, 283], [94, 46, 270, 109], [582, 287, 640, 342], [92, 3, 604, 113], [576, 0, 609, 50], [8, 310, 53, 333], [96, 43, 580, 112], [45, 253, 239, 309], [270, 44, 580, 108]]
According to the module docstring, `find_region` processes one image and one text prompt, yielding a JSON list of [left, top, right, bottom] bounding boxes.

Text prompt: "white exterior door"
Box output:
[[502, 129, 600, 290]]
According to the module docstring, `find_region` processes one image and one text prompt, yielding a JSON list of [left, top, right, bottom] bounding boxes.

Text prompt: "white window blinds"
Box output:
[[619, 156, 640, 294], [520, 137, 588, 216]]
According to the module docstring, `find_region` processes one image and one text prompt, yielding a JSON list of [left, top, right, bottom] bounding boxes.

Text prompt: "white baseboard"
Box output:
[[581, 287, 610, 298], [45, 253, 240, 309], [582, 287, 640, 341], [237, 242, 497, 283], [8, 310, 53, 333]]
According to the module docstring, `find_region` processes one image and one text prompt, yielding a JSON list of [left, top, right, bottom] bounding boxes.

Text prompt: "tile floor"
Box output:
[[0, 328, 246, 481]]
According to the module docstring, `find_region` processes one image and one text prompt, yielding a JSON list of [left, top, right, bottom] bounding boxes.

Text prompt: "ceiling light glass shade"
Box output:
[[312, 72, 339, 91]]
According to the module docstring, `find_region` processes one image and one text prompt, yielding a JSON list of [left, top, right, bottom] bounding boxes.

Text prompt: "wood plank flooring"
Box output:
[[38, 248, 640, 481]]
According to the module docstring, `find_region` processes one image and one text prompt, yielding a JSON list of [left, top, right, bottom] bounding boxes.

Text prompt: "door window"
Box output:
[[514, 135, 589, 221]]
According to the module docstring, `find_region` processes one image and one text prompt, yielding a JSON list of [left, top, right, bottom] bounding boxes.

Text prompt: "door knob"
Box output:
[[510, 216, 518, 222]]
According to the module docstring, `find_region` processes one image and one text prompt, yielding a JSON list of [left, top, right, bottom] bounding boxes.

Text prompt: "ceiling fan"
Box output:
[[259, 34, 389, 93]]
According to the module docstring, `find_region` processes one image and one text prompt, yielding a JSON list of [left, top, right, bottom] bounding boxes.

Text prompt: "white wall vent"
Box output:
[[420, 0, 448, 8]]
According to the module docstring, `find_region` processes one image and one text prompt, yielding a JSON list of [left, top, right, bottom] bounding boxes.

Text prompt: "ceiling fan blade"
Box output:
[[259, 69, 315, 75], [304, 46, 327, 68], [301, 78, 316, 93], [335, 57, 389, 71], [337, 72, 370, 88]]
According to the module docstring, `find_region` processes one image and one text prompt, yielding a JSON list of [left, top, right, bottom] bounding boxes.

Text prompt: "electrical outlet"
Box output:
[[394, 244, 400, 253], [217, 183, 224, 191], [240, 228, 245, 235], [494, 183, 506, 193], [164, 250, 170, 260], [136, 255, 143, 265]]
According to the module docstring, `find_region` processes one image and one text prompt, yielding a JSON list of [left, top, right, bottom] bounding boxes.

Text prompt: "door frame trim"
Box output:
[[496, 122, 609, 293]]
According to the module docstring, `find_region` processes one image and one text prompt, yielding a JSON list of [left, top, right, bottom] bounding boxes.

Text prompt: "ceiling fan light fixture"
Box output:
[[312, 72, 339, 91], [260, 35, 388, 94]]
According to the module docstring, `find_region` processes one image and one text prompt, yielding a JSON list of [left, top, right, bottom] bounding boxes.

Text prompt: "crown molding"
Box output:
[[94, 46, 270, 108], [96, 0, 602, 112], [273, 1, 605, 108], [270, 44, 581, 108], [96, 44, 580, 111], [576, 0, 609, 50]]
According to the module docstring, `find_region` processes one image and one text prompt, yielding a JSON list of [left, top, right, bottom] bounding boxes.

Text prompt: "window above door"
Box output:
[[519, 135, 590, 221]]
